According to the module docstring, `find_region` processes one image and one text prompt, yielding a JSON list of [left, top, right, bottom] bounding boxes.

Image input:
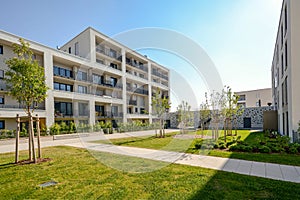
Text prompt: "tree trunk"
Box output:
[[15, 114, 20, 164], [36, 114, 42, 158], [29, 113, 37, 163]]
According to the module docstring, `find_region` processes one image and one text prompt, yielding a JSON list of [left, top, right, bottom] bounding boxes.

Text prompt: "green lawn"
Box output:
[[1, 146, 300, 199], [96, 130, 300, 166]]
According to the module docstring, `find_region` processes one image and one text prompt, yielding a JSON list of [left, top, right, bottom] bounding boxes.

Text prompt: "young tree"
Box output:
[[209, 90, 226, 140], [177, 101, 193, 134], [151, 89, 171, 138], [199, 93, 211, 137], [5, 38, 48, 163], [222, 86, 243, 142]]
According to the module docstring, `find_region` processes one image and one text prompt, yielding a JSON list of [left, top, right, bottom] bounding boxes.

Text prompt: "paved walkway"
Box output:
[[0, 129, 177, 153], [1, 129, 300, 183]]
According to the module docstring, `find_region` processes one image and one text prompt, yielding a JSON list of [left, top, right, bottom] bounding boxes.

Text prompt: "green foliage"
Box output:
[[259, 146, 271, 153], [50, 123, 61, 135], [4, 38, 48, 113]]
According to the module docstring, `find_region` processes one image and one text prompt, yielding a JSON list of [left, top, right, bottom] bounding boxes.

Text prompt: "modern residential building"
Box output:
[[0, 27, 170, 130], [235, 88, 272, 108], [271, 0, 300, 141]]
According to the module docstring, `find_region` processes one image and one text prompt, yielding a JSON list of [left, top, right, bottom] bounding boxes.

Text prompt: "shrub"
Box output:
[[259, 146, 271, 153], [243, 145, 253, 152], [50, 123, 60, 135], [226, 141, 236, 148], [229, 145, 239, 151], [219, 144, 226, 150], [194, 142, 202, 149]]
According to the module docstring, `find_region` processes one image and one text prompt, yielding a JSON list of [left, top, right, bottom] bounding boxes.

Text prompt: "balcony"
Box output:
[[96, 45, 121, 61], [0, 104, 46, 110], [128, 100, 137, 106], [127, 86, 148, 95], [152, 69, 168, 80], [96, 111, 123, 118], [126, 58, 148, 72]]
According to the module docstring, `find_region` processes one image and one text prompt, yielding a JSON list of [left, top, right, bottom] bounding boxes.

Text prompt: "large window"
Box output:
[[0, 120, 5, 129], [77, 71, 87, 81], [95, 105, 104, 115], [0, 69, 4, 79], [79, 103, 88, 116], [55, 102, 73, 116], [53, 66, 73, 78], [54, 82, 73, 92], [78, 85, 87, 94], [0, 45, 3, 55]]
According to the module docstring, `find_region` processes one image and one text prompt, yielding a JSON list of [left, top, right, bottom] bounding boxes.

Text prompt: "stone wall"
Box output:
[[167, 106, 274, 130]]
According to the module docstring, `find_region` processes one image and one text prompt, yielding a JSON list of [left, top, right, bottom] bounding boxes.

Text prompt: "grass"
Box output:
[[96, 130, 300, 166], [1, 146, 300, 199]]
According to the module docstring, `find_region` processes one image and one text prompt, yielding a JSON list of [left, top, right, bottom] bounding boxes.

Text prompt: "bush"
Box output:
[[219, 144, 226, 150], [50, 123, 60, 135], [226, 141, 236, 148], [259, 146, 271, 153], [194, 142, 202, 149], [229, 145, 239, 151]]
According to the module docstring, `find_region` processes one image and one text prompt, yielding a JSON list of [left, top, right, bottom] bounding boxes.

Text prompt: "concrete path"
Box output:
[[0, 129, 177, 153], [66, 142, 300, 183], [1, 129, 300, 183]]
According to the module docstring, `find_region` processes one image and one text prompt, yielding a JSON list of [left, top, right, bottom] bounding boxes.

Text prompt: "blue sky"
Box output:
[[0, 0, 283, 110]]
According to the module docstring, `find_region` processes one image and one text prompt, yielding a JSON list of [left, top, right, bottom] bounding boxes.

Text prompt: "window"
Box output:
[[282, 82, 285, 106], [110, 77, 117, 87], [281, 54, 284, 77], [285, 42, 288, 70], [282, 113, 285, 135], [77, 71, 87, 81], [284, 6, 288, 34], [135, 107, 138, 113], [54, 82, 73, 92], [79, 103, 88, 116], [96, 59, 104, 64], [95, 105, 104, 115], [68, 47, 71, 54], [78, 85, 87, 94], [93, 74, 103, 84], [281, 25, 284, 47], [285, 77, 288, 105], [0, 45, 3, 55], [75, 42, 79, 56], [0, 96, 4, 104], [111, 106, 118, 115], [55, 102, 73, 116], [110, 63, 118, 69], [286, 111, 289, 136], [109, 49, 117, 58], [140, 108, 145, 114], [0, 70, 4, 79], [0, 121, 5, 129]]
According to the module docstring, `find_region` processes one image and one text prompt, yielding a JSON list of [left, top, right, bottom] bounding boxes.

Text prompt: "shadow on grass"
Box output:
[[0, 162, 16, 170]]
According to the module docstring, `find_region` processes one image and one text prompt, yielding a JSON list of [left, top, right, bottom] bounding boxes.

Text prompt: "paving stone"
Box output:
[[250, 162, 265, 178], [235, 160, 252, 175], [222, 159, 240, 172], [265, 163, 283, 181], [280, 165, 300, 183]]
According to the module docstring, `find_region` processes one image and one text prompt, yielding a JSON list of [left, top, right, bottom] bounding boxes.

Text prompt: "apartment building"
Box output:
[[271, 0, 300, 141], [236, 88, 272, 108], [0, 27, 170, 130]]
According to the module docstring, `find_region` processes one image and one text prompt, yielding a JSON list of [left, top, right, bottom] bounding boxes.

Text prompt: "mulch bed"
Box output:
[[17, 158, 52, 165]]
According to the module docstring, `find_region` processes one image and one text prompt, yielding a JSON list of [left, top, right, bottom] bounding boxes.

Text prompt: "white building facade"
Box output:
[[0, 27, 170, 130], [271, 0, 300, 141]]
